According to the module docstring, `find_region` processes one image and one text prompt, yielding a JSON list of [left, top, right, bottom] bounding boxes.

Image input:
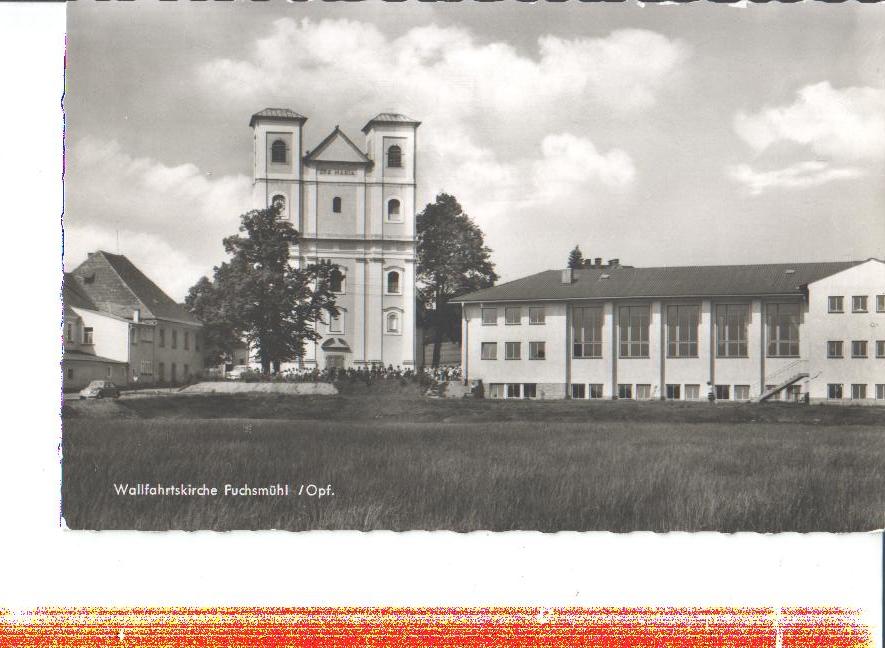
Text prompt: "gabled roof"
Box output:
[[69, 251, 201, 325], [304, 126, 372, 165], [451, 261, 866, 303], [361, 112, 421, 134], [249, 108, 307, 128], [63, 273, 98, 311]]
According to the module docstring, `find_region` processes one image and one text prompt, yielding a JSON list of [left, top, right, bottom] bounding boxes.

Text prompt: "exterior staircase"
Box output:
[[756, 373, 809, 402]]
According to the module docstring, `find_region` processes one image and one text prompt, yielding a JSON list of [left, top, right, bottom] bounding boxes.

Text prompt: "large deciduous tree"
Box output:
[[185, 206, 338, 374], [416, 193, 498, 368]]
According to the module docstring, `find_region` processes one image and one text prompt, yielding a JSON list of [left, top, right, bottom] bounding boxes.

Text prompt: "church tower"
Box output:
[[250, 109, 420, 370]]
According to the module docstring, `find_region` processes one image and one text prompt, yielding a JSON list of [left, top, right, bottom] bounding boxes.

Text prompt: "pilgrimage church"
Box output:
[[249, 108, 420, 370]]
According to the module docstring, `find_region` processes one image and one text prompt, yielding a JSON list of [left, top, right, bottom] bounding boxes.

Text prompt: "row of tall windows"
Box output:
[[828, 384, 885, 400], [827, 340, 885, 358]]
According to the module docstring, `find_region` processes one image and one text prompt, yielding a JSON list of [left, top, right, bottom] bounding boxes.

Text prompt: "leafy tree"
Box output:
[[186, 206, 339, 374], [185, 275, 242, 367], [567, 245, 585, 269], [417, 193, 498, 368]]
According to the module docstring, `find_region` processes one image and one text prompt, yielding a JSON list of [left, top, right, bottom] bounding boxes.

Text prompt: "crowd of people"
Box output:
[[268, 363, 463, 385]]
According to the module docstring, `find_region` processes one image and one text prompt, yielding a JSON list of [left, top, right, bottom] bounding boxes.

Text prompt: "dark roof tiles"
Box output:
[[249, 108, 307, 127], [452, 261, 866, 303], [361, 113, 421, 133]]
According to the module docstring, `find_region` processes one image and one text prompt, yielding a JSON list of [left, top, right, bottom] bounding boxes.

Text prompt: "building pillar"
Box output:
[[609, 303, 618, 399]]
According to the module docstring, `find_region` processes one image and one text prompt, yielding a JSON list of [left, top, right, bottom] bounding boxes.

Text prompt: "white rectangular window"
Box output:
[[619, 306, 649, 358], [487, 383, 504, 399], [140, 360, 153, 375], [766, 303, 800, 357], [851, 384, 867, 400], [589, 384, 603, 399], [876, 340, 885, 358], [481, 308, 497, 326], [506, 383, 521, 399], [635, 384, 652, 400], [529, 341, 546, 360], [505, 307, 521, 325], [529, 307, 546, 325], [716, 304, 748, 358], [83, 327, 93, 344], [523, 383, 537, 399], [827, 341, 843, 358], [715, 384, 730, 400], [828, 296, 844, 313], [504, 341, 521, 360], [852, 296, 868, 313], [329, 312, 343, 333], [685, 384, 700, 401], [666, 384, 681, 400], [877, 295, 885, 313], [851, 340, 868, 358], [734, 385, 750, 401], [876, 384, 885, 400], [667, 305, 699, 358], [827, 384, 843, 400], [617, 384, 632, 399], [571, 384, 586, 399], [574, 306, 603, 358], [481, 342, 497, 360]]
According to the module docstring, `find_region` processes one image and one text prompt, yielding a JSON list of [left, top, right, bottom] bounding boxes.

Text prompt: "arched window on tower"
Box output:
[[332, 197, 342, 213], [386, 312, 400, 334], [329, 268, 344, 293], [387, 198, 401, 222], [386, 271, 401, 295], [271, 139, 287, 164], [271, 194, 286, 218], [387, 145, 402, 168]]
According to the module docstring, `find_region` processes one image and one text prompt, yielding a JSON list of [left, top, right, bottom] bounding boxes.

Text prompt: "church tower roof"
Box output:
[[249, 108, 307, 127], [361, 113, 421, 133]]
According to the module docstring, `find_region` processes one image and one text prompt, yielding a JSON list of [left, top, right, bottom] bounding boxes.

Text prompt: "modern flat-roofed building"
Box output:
[[451, 258, 885, 403]]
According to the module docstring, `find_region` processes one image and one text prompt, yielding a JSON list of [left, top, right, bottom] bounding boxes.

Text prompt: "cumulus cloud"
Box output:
[[532, 133, 635, 201], [728, 161, 864, 196], [734, 82, 885, 161], [64, 137, 253, 300]]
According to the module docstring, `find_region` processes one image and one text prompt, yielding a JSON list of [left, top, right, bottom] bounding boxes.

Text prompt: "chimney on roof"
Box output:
[[608, 258, 620, 268], [561, 268, 574, 284], [594, 257, 602, 268], [133, 309, 141, 323]]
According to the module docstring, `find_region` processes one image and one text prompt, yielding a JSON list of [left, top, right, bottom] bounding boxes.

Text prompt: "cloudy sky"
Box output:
[[64, 1, 885, 300]]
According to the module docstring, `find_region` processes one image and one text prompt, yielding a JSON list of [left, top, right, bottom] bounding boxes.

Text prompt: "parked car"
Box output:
[[225, 365, 251, 380], [79, 380, 121, 400]]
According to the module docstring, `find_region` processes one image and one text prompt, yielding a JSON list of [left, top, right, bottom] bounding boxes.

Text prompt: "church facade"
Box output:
[[249, 108, 420, 370]]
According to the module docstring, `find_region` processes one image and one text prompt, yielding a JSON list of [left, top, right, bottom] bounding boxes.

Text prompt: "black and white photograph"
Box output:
[[60, 0, 885, 533]]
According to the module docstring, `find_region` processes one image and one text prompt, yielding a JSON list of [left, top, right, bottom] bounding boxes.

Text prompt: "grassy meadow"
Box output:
[[61, 385, 885, 532]]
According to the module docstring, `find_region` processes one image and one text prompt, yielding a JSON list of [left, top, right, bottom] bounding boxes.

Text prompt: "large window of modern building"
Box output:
[[666, 305, 699, 358], [523, 384, 537, 399], [617, 384, 632, 399], [877, 384, 885, 400], [505, 307, 521, 325], [715, 384, 730, 400], [877, 295, 885, 313], [487, 383, 504, 399], [851, 384, 867, 400], [827, 341, 843, 358], [529, 307, 546, 325], [506, 383, 521, 399], [573, 306, 603, 358], [827, 383, 843, 399], [589, 384, 604, 399], [685, 384, 700, 400], [734, 385, 750, 401], [852, 296, 868, 313], [481, 308, 497, 325], [635, 384, 652, 400], [828, 296, 844, 313], [481, 342, 497, 360], [505, 341, 521, 360], [766, 303, 800, 357], [529, 341, 546, 360], [716, 304, 748, 357], [877, 340, 885, 358], [666, 384, 681, 400], [571, 384, 586, 399], [618, 306, 649, 358], [851, 340, 868, 358]]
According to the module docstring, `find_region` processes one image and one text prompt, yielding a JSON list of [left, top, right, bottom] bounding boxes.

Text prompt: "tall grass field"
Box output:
[[62, 391, 885, 532]]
